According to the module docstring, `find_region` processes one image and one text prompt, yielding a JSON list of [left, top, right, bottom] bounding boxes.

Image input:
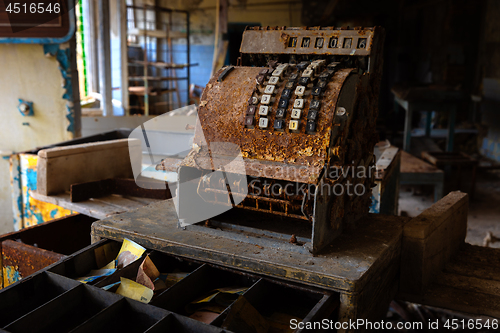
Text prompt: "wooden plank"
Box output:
[[436, 272, 500, 296], [403, 191, 468, 239], [38, 139, 136, 158], [400, 151, 442, 174], [445, 261, 500, 282], [70, 178, 171, 202], [30, 191, 157, 220], [399, 284, 500, 318], [37, 139, 141, 196], [400, 192, 468, 294], [454, 244, 500, 266]]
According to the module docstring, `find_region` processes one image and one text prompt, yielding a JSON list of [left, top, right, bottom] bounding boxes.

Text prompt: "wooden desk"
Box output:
[[392, 85, 464, 152], [400, 151, 444, 202]]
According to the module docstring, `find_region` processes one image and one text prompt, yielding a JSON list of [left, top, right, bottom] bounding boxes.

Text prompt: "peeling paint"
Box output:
[[3, 265, 22, 287], [43, 44, 75, 135], [19, 154, 73, 228], [9, 154, 24, 231]]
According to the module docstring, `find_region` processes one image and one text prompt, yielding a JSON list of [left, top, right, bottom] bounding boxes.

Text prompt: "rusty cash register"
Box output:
[[174, 26, 385, 254], [0, 26, 484, 333]]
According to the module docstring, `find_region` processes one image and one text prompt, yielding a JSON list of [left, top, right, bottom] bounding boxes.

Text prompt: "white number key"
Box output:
[[268, 76, 280, 85], [261, 94, 271, 104], [291, 109, 301, 119], [259, 117, 269, 128], [302, 69, 313, 77], [294, 99, 304, 108], [259, 105, 269, 116], [264, 85, 275, 94], [295, 86, 306, 96], [272, 68, 283, 77], [289, 120, 299, 130]]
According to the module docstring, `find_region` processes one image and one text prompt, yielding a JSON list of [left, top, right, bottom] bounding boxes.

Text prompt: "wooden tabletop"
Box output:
[[401, 151, 443, 174], [91, 199, 408, 293]]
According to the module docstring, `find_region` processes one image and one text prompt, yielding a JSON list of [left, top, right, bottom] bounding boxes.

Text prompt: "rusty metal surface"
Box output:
[[2, 240, 65, 287], [182, 66, 354, 184], [240, 27, 374, 56], [70, 178, 171, 202]]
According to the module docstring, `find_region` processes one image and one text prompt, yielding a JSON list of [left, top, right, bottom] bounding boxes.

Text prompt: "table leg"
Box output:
[[425, 111, 432, 137], [434, 181, 444, 202], [446, 107, 456, 152], [470, 164, 477, 200], [403, 105, 413, 152]]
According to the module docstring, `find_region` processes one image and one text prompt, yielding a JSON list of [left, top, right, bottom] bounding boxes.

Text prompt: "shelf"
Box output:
[[128, 60, 198, 69], [128, 87, 177, 96], [129, 76, 188, 82], [128, 28, 187, 39]]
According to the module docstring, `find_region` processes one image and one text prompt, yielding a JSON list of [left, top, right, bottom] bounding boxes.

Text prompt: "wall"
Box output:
[[0, 43, 76, 234], [480, 0, 500, 161]]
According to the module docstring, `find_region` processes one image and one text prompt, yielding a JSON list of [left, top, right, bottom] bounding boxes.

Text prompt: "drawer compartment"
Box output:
[[4, 275, 121, 333], [151, 264, 259, 322], [0, 272, 80, 327]]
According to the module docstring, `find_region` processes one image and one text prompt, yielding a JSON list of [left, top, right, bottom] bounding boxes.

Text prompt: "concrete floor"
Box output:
[[399, 168, 500, 248]]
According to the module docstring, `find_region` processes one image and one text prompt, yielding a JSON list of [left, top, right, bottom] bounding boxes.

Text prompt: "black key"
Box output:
[[306, 121, 316, 132], [298, 77, 309, 86], [281, 89, 292, 99], [311, 87, 322, 96], [310, 100, 321, 111], [328, 62, 340, 69], [289, 73, 299, 81], [297, 61, 309, 70], [247, 105, 256, 115], [276, 108, 286, 118], [268, 60, 278, 69], [307, 110, 318, 120], [285, 81, 295, 89], [319, 72, 330, 79], [259, 68, 269, 75], [274, 119, 285, 130], [245, 116, 254, 126], [248, 96, 258, 104], [256, 75, 265, 85], [317, 80, 327, 89], [278, 98, 289, 109]]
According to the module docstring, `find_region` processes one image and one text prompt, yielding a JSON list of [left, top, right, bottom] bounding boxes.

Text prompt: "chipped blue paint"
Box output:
[[17, 99, 34, 116], [50, 209, 59, 219], [22, 167, 39, 225], [5, 266, 22, 284], [43, 44, 75, 135], [66, 105, 75, 133], [369, 193, 380, 214], [0, 2, 76, 44], [26, 168, 37, 191], [9, 155, 24, 231]]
